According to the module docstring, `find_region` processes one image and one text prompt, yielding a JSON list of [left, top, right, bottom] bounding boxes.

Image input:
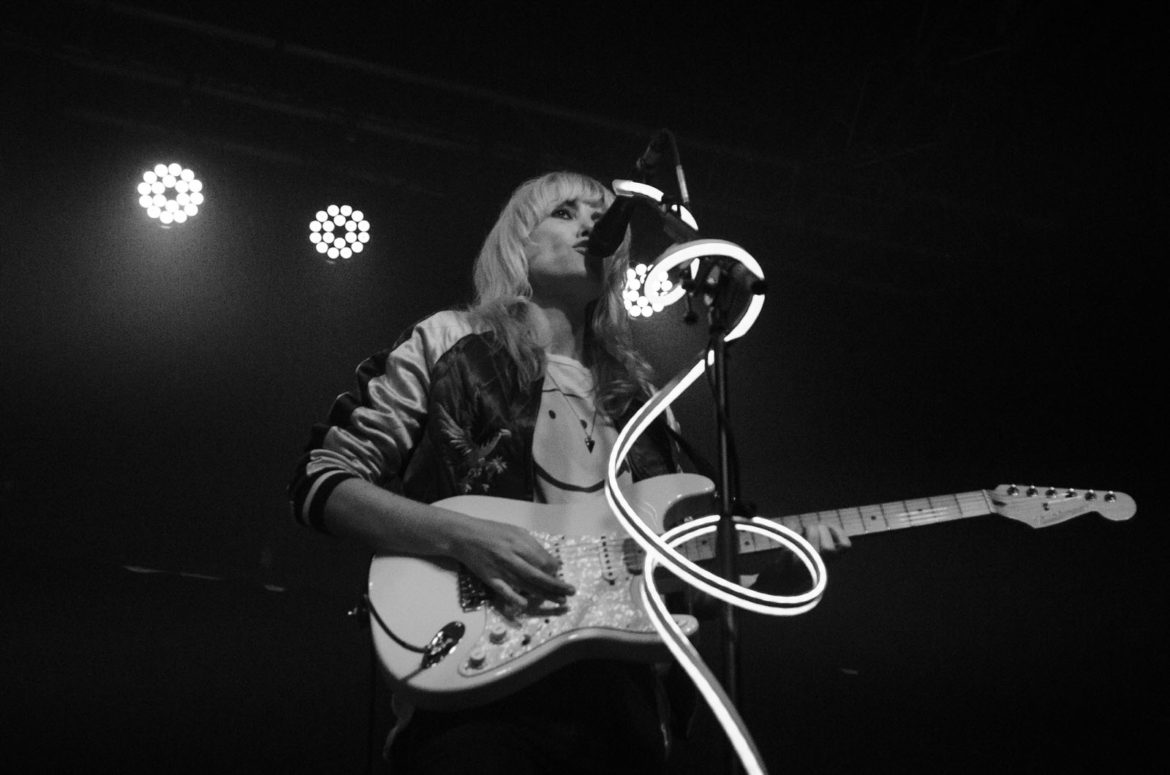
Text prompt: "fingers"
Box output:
[[462, 522, 576, 612], [495, 527, 575, 599], [497, 568, 573, 615], [487, 578, 529, 612], [511, 543, 562, 581], [802, 524, 852, 554], [488, 566, 572, 619], [511, 554, 576, 599]]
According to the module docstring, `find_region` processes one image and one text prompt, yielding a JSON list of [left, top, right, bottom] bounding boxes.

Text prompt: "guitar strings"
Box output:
[[535, 493, 989, 562]]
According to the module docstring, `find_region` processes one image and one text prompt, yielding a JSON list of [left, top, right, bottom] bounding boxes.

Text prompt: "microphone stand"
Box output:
[[691, 252, 750, 775], [619, 132, 767, 770], [655, 199, 760, 775]]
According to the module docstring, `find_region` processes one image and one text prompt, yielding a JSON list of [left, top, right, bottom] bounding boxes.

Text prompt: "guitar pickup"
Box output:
[[599, 535, 619, 584]]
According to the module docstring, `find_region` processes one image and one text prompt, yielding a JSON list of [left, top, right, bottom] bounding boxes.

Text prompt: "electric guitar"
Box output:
[[366, 473, 1135, 710]]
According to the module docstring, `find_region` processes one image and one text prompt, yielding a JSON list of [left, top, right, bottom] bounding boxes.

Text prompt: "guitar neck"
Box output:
[[678, 490, 994, 567]]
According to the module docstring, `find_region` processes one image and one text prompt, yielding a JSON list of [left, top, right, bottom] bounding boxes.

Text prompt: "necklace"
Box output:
[[545, 368, 600, 453]]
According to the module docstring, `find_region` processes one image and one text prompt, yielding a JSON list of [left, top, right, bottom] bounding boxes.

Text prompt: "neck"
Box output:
[[529, 297, 589, 361]]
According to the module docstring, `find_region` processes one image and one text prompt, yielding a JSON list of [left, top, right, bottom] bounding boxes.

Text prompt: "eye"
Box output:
[[550, 206, 572, 220]]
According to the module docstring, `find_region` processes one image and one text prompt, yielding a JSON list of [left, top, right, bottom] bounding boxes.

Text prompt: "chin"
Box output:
[[584, 252, 604, 276]]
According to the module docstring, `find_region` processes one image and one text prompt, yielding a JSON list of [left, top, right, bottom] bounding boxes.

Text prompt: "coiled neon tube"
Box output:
[[606, 233, 826, 775]]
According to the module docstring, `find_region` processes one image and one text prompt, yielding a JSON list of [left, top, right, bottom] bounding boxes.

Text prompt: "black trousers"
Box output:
[[388, 660, 670, 775]]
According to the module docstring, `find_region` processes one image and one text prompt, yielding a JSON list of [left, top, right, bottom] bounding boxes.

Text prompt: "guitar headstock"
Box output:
[[989, 485, 1136, 528]]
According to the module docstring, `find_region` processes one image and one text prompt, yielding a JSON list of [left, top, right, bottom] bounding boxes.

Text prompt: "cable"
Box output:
[[363, 594, 428, 654]]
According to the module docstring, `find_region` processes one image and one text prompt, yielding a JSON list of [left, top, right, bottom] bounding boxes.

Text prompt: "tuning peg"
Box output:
[[1006, 484, 1019, 495], [1105, 491, 1117, 502], [1085, 490, 1097, 501], [1065, 488, 1078, 498], [1026, 486, 1038, 496], [1045, 487, 1058, 497]]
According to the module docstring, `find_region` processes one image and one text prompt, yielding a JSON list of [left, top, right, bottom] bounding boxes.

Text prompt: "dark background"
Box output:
[[2, 1, 1164, 772]]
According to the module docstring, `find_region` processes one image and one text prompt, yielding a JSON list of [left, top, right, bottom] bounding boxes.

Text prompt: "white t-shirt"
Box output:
[[533, 354, 632, 504]]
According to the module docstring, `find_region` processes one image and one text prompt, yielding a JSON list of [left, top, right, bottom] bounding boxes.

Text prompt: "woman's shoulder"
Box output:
[[391, 309, 481, 347], [386, 309, 498, 369]]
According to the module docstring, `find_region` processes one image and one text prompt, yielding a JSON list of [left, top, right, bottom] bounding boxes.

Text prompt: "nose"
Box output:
[[578, 207, 603, 236]]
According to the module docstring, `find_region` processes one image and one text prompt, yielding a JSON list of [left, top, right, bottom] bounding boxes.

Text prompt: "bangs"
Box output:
[[470, 169, 652, 411], [525, 173, 613, 224]]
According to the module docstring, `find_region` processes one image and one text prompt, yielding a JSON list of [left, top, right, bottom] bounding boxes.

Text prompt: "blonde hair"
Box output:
[[468, 171, 654, 419]]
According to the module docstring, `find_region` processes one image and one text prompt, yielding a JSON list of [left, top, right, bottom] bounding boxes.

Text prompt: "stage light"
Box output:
[[309, 204, 370, 261], [136, 163, 203, 226], [623, 261, 673, 318]]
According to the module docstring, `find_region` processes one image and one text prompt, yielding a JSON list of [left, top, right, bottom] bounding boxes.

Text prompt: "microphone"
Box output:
[[587, 131, 670, 258], [633, 129, 668, 182]]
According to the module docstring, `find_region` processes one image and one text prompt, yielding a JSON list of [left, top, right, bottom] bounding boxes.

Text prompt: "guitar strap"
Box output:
[[665, 425, 759, 519], [665, 425, 717, 482]]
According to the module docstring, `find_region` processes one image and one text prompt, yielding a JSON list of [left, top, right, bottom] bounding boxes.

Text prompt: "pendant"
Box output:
[[585, 437, 595, 453]]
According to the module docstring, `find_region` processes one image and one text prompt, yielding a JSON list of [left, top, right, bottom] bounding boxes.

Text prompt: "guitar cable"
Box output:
[[365, 626, 378, 775], [362, 593, 428, 654]]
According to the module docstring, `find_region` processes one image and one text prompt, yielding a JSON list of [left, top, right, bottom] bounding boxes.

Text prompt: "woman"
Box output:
[[291, 171, 690, 773]]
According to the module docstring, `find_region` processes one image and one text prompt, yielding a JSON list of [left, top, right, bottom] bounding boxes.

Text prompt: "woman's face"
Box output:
[[525, 196, 606, 302]]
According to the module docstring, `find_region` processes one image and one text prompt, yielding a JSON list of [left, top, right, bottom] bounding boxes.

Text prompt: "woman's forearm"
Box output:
[[321, 477, 470, 558]]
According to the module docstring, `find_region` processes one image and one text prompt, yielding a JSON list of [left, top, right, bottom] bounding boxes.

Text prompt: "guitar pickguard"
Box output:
[[457, 531, 695, 677]]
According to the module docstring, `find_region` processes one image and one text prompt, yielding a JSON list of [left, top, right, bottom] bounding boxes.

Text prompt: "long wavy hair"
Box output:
[[467, 171, 654, 420]]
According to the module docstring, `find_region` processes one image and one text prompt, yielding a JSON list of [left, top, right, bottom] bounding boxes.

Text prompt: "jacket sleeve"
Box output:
[[288, 311, 474, 533]]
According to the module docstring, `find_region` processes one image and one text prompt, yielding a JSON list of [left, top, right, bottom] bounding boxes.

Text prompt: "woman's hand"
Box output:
[[800, 523, 852, 555], [321, 480, 576, 614], [447, 515, 577, 614]]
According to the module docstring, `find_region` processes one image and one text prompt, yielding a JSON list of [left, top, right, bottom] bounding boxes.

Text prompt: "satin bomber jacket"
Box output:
[[290, 310, 682, 531]]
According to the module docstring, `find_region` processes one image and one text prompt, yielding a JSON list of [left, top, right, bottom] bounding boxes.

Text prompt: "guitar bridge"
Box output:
[[457, 565, 490, 611]]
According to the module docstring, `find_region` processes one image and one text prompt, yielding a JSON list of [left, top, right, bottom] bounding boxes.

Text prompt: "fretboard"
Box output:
[[677, 490, 995, 565]]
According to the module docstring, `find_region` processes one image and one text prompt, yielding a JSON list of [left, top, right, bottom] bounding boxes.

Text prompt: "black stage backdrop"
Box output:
[[2, 2, 1164, 773]]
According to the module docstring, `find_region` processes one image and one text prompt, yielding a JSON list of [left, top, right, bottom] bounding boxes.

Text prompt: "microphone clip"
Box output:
[[610, 180, 700, 244]]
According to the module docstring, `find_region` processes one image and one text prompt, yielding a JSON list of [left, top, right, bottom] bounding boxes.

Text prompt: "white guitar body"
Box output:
[[367, 473, 1135, 711], [366, 473, 716, 711]]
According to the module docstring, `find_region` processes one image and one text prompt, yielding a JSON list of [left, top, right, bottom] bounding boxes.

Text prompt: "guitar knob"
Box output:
[[466, 647, 486, 670], [489, 623, 509, 644]]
